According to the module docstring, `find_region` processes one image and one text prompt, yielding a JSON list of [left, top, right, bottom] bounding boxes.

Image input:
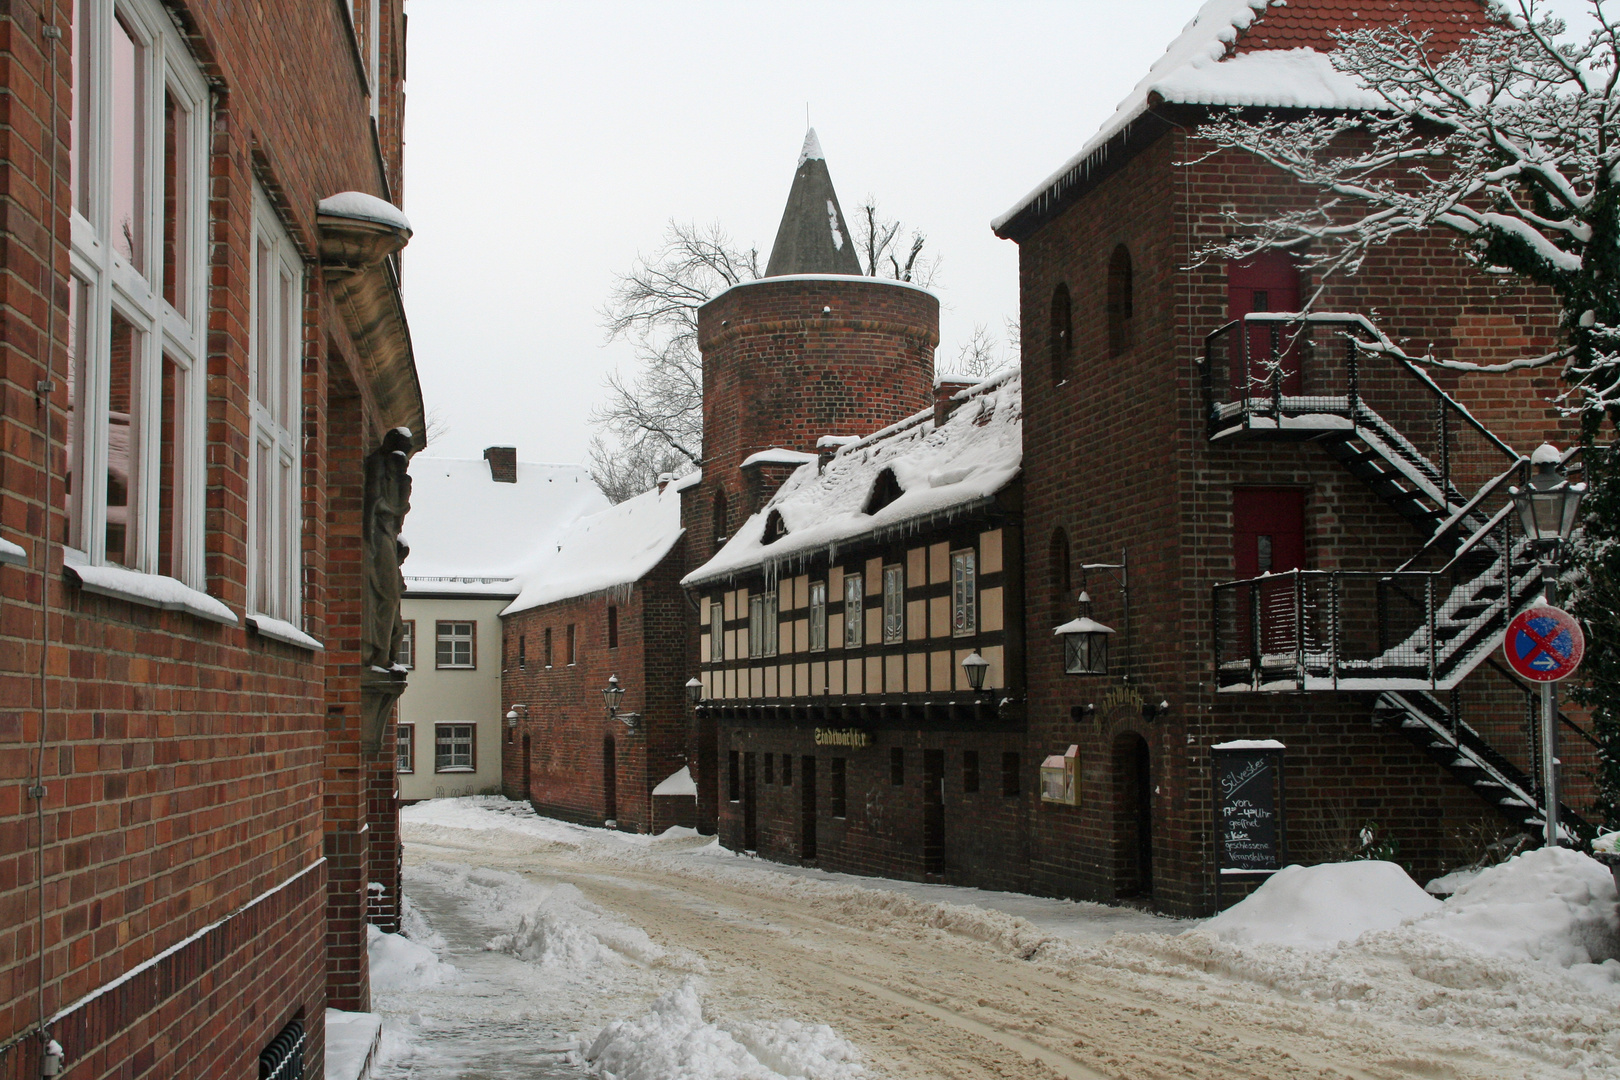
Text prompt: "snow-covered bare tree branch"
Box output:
[[1191, 0, 1620, 421]]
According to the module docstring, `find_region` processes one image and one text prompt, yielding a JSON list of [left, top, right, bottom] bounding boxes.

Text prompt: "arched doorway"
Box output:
[[603, 735, 617, 825], [1113, 732, 1153, 898]]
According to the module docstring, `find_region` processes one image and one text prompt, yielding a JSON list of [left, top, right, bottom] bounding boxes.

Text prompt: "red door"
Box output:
[[1234, 489, 1306, 655], [1228, 254, 1301, 397]]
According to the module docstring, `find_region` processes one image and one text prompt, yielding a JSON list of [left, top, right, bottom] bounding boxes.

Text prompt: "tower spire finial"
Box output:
[[767, 130, 859, 277]]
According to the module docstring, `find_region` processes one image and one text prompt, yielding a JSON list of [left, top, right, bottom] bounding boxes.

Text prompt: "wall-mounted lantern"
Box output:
[[602, 674, 626, 717], [1054, 591, 1115, 675], [961, 651, 990, 694], [685, 676, 704, 705]]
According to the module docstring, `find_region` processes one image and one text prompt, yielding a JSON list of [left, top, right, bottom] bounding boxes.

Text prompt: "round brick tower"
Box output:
[[684, 131, 938, 835], [693, 130, 939, 556]]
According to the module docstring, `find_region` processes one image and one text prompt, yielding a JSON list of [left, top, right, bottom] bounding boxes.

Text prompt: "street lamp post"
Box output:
[[1508, 443, 1587, 847]]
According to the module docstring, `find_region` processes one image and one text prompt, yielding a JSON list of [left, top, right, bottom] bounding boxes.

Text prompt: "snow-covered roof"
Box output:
[[684, 369, 1022, 588], [502, 479, 687, 616], [1152, 47, 1383, 111], [403, 457, 608, 590]]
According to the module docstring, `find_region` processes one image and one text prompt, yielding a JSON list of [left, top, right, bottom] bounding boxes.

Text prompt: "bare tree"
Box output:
[[586, 434, 690, 505], [1191, 1, 1620, 416], [592, 221, 761, 483], [940, 323, 1017, 380], [854, 198, 940, 286]]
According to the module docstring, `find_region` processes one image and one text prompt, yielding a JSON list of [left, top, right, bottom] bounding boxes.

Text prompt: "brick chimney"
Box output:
[[483, 446, 517, 483], [934, 377, 976, 427]]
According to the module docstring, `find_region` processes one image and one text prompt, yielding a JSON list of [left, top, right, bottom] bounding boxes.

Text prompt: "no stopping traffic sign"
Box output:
[[1503, 605, 1585, 683]]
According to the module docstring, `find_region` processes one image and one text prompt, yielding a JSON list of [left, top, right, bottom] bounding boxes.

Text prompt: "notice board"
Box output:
[[1213, 741, 1286, 883]]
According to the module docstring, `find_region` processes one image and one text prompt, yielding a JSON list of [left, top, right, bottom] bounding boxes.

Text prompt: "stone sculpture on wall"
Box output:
[[360, 426, 414, 750]]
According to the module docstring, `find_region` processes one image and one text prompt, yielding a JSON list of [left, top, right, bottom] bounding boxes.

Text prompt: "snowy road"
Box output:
[[373, 799, 1620, 1079]]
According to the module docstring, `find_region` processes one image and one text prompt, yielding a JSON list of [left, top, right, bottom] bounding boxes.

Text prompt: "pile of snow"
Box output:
[[368, 924, 457, 992], [1594, 830, 1620, 854], [325, 1008, 383, 1080], [1204, 861, 1439, 948], [1413, 847, 1619, 970], [653, 766, 698, 797], [585, 978, 864, 1080], [317, 190, 412, 233]]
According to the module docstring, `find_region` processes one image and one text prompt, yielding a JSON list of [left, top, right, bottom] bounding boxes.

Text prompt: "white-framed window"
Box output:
[[710, 598, 724, 662], [396, 723, 413, 773], [882, 564, 904, 643], [434, 723, 474, 772], [67, 0, 209, 582], [808, 581, 826, 652], [436, 620, 475, 669], [844, 573, 863, 648], [395, 619, 414, 669], [749, 590, 778, 658], [248, 184, 304, 622], [951, 550, 977, 636]]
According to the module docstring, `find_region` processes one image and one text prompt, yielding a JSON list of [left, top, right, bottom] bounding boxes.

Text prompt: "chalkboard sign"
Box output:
[[1213, 741, 1285, 875]]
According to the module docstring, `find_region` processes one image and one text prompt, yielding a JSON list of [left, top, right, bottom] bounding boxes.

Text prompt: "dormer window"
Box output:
[[763, 509, 788, 544], [864, 468, 902, 515]]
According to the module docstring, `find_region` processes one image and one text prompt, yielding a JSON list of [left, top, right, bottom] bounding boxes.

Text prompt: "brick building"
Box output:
[[994, 0, 1595, 915], [500, 475, 693, 834], [685, 370, 1027, 883], [0, 1, 421, 1077], [397, 450, 606, 803]]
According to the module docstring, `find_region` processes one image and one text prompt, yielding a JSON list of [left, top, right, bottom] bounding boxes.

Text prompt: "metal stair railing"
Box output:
[[1376, 687, 1588, 840], [1201, 313, 1520, 513]]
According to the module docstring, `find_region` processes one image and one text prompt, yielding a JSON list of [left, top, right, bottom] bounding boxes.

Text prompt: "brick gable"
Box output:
[[1234, 0, 1491, 54]]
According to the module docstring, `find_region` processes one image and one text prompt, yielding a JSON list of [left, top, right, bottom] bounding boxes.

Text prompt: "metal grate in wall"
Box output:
[[258, 1017, 306, 1080]]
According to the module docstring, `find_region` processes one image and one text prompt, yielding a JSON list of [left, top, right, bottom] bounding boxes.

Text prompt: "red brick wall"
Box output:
[[0, 0, 409, 1070], [1016, 128, 1585, 915], [500, 543, 690, 833]]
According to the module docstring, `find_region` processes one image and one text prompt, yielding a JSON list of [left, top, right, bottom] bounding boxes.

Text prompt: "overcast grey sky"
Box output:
[[399, 0, 1210, 463]]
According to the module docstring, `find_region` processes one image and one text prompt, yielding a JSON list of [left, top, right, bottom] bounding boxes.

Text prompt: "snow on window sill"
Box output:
[[247, 614, 324, 651], [434, 766, 475, 774], [62, 549, 236, 625], [0, 535, 26, 567]]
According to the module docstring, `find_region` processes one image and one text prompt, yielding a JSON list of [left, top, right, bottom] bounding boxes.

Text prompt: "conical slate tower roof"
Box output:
[[764, 130, 863, 277]]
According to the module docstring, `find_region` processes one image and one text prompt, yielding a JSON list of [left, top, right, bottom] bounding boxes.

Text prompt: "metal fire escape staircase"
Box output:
[[1201, 314, 1593, 834]]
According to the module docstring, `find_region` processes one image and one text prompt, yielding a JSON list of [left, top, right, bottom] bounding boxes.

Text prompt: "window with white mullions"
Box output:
[[749, 591, 778, 658], [436, 621, 475, 669], [951, 549, 977, 636], [248, 185, 305, 622], [808, 581, 826, 652], [67, 0, 208, 583], [844, 573, 863, 648], [434, 723, 474, 772], [882, 564, 904, 644]]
